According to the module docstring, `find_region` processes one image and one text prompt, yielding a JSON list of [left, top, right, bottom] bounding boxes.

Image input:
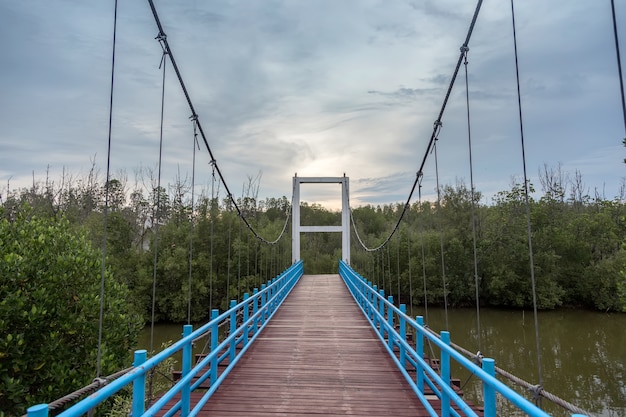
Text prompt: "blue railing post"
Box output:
[[210, 308, 219, 385], [372, 285, 378, 326], [387, 295, 394, 350], [260, 283, 267, 325], [181, 324, 193, 417], [378, 289, 385, 337], [482, 358, 496, 417], [132, 349, 147, 417], [252, 288, 259, 336], [441, 331, 451, 417], [27, 404, 48, 417], [399, 304, 407, 368], [229, 300, 237, 362], [243, 293, 250, 346], [416, 316, 424, 393]]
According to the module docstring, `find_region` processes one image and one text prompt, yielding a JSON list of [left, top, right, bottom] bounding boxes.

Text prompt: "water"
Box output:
[[138, 308, 626, 416]]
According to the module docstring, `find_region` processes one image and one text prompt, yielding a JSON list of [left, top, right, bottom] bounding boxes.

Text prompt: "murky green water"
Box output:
[[138, 307, 625, 416]]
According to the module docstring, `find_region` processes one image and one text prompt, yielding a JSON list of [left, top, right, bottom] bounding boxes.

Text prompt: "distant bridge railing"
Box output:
[[339, 260, 586, 417], [27, 260, 304, 417]]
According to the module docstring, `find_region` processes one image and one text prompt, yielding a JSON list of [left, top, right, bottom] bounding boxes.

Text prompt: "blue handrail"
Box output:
[[27, 260, 304, 417], [339, 260, 585, 417]]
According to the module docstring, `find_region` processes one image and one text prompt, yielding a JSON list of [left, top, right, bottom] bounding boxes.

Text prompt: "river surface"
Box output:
[[139, 307, 625, 417]]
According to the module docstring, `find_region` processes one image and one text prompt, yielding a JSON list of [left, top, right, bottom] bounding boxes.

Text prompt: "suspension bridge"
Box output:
[[21, 0, 626, 415]]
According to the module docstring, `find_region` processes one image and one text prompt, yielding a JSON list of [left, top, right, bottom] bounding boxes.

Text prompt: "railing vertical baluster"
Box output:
[[181, 324, 193, 417], [372, 285, 378, 327], [416, 316, 424, 393], [441, 331, 451, 417], [243, 293, 250, 346], [229, 300, 237, 362], [210, 309, 219, 385], [27, 404, 48, 417], [482, 358, 496, 417], [260, 283, 267, 325], [378, 289, 385, 337], [387, 295, 394, 350], [132, 349, 147, 417], [399, 304, 406, 369], [252, 288, 259, 336]]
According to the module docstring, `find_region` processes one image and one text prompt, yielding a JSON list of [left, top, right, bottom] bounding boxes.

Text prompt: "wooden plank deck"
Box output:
[[168, 274, 481, 416]]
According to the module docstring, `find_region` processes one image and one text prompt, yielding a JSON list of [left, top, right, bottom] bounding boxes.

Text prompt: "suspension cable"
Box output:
[[611, 0, 626, 135], [96, 0, 118, 380], [463, 47, 482, 352], [433, 139, 449, 330], [350, 0, 484, 252], [187, 117, 199, 324], [406, 208, 413, 312], [146, 0, 289, 245], [510, 0, 543, 394]]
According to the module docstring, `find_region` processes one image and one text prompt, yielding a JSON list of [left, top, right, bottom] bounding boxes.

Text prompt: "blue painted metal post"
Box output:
[[210, 309, 219, 385], [252, 288, 259, 336], [132, 349, 147, 417], [399, 304, 406, 368], [416, 316, 424, 393], [372, 285, 378, 327], [243, 293, 249, 346], [387, 296, 394, 350], [229, 300, 237, 362], [181, 324, 193, 417], [482, 358, 496, 417], [27, 404, 48, 417], [378, 289, 385, 337], [441, 331, 451, 417], [260, 284, 267, 325]]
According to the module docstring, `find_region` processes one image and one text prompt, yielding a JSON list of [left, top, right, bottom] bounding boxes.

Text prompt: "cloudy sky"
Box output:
[[1, 0, 624, 209]]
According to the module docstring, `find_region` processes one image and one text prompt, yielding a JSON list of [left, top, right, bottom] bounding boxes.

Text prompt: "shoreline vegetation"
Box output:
[[1, 164, 625, 323]]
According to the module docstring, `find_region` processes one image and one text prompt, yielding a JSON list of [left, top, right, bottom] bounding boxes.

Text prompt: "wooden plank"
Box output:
[[158, 274, 483, 416]]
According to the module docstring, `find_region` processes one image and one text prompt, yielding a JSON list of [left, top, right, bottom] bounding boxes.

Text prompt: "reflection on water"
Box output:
[[411, 307, 626, 417], [138, 308, 626, 417]]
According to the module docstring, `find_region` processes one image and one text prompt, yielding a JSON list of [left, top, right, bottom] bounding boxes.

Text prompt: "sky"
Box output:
[[1, 0, 625, 210]]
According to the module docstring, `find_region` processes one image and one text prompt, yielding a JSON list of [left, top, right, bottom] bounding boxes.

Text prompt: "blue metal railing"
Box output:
[[27, 260, 304, 417], [339, 260, 586, 417]]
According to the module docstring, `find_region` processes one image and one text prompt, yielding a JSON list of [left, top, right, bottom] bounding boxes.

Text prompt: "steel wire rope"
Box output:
[[510, 0, 543, 399], [406, 209, 413, 313], [462, 47, 482, 352], [209, 162, 217, 310], [96, 0, 118, 380], [418, 181, 429, 324], [611, 0, 626, 134], [147, 34, 168, 406], [187, 117, 199, 324], [349, 0, 484, 254], [237, 201, 242, 302], [433, 139, 449, 330], [396, 229, 401, 306], [146, 0, 290, 246]]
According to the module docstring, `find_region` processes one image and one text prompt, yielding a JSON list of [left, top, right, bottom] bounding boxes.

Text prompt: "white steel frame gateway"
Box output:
[[292, 175, 350, 264]]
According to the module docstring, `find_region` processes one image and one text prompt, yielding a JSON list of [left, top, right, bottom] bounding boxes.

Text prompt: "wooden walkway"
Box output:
[[191, 274, 435, 416]]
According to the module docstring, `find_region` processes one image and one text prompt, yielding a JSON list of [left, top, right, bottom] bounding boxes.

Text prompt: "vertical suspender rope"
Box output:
[[96, 0, 118, 380], [610, 0, 626, 134], [396, 233, 401, 305], [238, 207, 242, 301], [148, 34, 168, 406], [406, 207, 414, 313], [209, 162, 216, 311], [418, 180, 429, 324], [510, 0, 544, 397], [187, 117, 199, 324], [387, 245, 392, 296], [433, 139, 449, 330], [463, 47, 482, 352], [227, 208, 232, 302]]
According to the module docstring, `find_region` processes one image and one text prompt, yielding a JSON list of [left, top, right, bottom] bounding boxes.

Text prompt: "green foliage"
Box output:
[[0, 206, 142, 415]]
